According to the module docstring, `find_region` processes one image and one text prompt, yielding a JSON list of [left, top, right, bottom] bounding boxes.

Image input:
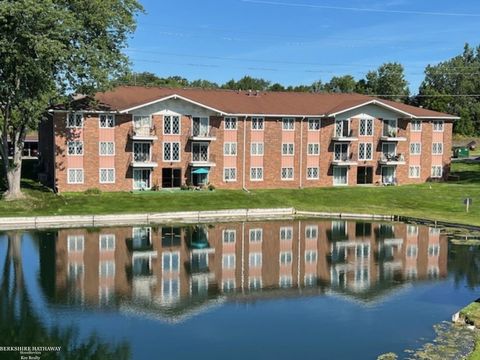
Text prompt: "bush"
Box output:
[[208, 184, 215, 191], [84, 188, 101, 195]]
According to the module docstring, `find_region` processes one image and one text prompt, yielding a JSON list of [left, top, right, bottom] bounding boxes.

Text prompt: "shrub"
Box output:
[[84, 188, 101, 195]]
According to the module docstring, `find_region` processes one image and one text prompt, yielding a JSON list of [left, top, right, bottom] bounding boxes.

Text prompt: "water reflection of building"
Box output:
[[46, 220, 447, 321]]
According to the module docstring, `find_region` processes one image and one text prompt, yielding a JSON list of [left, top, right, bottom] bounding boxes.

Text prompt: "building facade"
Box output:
[[39, 87, 457, 192]]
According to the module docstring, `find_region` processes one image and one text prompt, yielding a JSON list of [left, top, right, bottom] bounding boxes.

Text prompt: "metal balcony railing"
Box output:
[[130, 125, 156, 138]]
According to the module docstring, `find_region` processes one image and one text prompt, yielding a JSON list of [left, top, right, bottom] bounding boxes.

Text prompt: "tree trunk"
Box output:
[[2, 131, 26, 201]]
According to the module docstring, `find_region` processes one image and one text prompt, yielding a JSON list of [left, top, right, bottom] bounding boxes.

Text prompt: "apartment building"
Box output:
[[38, 86, 458, 192]]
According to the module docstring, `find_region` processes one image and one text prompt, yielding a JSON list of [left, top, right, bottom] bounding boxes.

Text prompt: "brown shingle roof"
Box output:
[[80, 86, 458, 119]]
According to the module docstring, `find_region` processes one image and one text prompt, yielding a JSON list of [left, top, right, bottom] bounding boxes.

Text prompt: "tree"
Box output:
[[364, 62, 410, 101], [189, 79, 219, 89], [418, 44, 480, 135], [0, 0, 143, 199], [324, 75, 357, 93], [222, 76, 271, 91], [268, 83, 286, 91]]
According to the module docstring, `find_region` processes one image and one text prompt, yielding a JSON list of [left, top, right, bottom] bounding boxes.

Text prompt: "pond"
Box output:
[[0, 219, 478, 360]]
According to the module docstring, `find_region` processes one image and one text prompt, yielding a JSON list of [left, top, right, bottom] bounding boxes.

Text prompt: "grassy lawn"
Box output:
[[459, 301, 480, 360], [0, 160, 479, 225]]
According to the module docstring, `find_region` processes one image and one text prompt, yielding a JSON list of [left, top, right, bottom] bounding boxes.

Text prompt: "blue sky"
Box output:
[[127, 0, 480, 93]]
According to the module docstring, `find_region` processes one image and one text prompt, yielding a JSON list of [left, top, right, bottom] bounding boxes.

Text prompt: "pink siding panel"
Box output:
[[251, 131, 264, 142], [281, 156, 295, 167], [306, 156, 319, 167], [99, 156, 115, 168], [67, 156, 84, 168], [307, 132, 320, 143], [250, 156, 264, 167], [410, 132, 422, 142], [223, 156, 237, 167], [409, 155, 421, 166], [282, 131, 295, 142], [248, 267, 262, 277], [223, 243, 236, 253], [432, 132, 444, 142], [432, 155, 443, 165], [98, 129, 115, 142], [224, 131, 237, 142]]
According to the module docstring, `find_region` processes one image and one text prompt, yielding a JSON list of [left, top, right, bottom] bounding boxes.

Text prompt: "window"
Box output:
[[67, 113, 83, 128], [305, 250, 317, 263], [67, 169, 84, 184], [223, 229, 236, 243], [307, 143, 320, 155], [409, 166, 420, 178], [383, 119, 398, 137], [431, 165, 443, 178], [164, 115, 180, 134], [280, 251, 292, 264], [428, 244, 440, 257], [407, 225, 418, 236], [224, 142, 237, 155], [67, 141, 83, 156], [407, 245, 418, 258], [99, 261, 115, 278], [432, 142, 443, 155], [222, 279, 236, 292], [279, 275, 292, 288], [307, 167, 319, 180], [358, 143, 373, 160], [224, 167, 237, 182], [410, 143, 421, 155], [68, 235, 84, 252], [433, 120, 444, 132], [305, 274, 317, 287], [282, 117, 295, 130], [225, 117, 237, 130], [305, 225, 318, 239], [282, 143, 294, 155], [249, 253, 262, 267], [99, 168, 115, 183], [250, 167, 263, 181], [249, 277, 262, 290], [162, 252, 180, 272], [281, 167, 294, 180], [308, 118, 321, 131], [249, 228, 263, 242], [359, 118, 374, 136], [222, 254, 236, 269], [99, 114, 114, 128], [333, 166, 347, 185], [163, 142, 180, 161], [411, 120, 422, 132], [99, 234, 115, 251], [99, 142, 115, 156], [252, 117, 264, 130], [251, 142, 264, 155], [280, 227, 293, 241]]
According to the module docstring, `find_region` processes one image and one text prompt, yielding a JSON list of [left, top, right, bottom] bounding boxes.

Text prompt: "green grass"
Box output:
[[460, 301, 480, 360], [1, 160, 480, 225]]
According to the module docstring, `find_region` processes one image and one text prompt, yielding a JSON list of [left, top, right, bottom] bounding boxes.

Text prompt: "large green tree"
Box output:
[[222, 76, 271, 91], [418, 44, 480, 135], [324, 75, 357, 93], [363, 62, 410, 101], [0, 0, 143, 199]]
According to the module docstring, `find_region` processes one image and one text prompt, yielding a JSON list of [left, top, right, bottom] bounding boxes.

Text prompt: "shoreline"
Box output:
[[1, 207, 479, 231]]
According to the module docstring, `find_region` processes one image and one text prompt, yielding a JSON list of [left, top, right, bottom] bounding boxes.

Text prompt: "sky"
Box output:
[[127, 0, 480, 93]]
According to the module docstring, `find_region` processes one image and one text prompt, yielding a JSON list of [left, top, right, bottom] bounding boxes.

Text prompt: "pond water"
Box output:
[[0, 220, 479, 360]]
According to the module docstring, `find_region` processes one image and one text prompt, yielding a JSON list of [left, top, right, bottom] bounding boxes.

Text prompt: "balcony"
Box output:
[[379, 153, 406, 165], [380, 129, 406, 142], [189, 127, 216, 141], [130, 153, 158, 168], [129, 125, 158, 141], [332, 153, 358, 166], [189, 153, 216, 167], [332, 128, 358, 142]]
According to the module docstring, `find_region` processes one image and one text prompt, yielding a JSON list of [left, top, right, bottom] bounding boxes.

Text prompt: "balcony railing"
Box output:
[[129, 125, 157, 140], [191, 124, 216, 140], [381, 128, 406, 141], [332, 152, 357, 165], [129, 153, 158, 167], [332, 128, 358, 141], [379, 153, 405, 164], [190, 153, 217, 166]]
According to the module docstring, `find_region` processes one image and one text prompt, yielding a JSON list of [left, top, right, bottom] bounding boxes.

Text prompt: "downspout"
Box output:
[[242, 115, 249, 192], [48, 112, 58, 193], [299, 116, 305, 189]]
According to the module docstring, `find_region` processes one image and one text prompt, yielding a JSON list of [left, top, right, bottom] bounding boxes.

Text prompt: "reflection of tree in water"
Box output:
[[0, 232, 130, 360], [449, 244, 480, 289]]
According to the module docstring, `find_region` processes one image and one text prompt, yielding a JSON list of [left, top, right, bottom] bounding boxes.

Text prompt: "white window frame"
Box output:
[[282, 143, 294, 155], [163, 141, 181, 162], [222, 254, 236, 269], [249, 228, 263, 242], [305, 250, 318, 263], [282, 117, 295, 131], [250, 167, 264, 181], [223, 167, 237, 182], [307, 143, 320, 155], [99, 234, 116, 251], [308, 118, 321, 131], [99, 141, 115, 156], [67, 168, 84, 184], [411, 120, 422, 132], [251, 117, 264, 130], [251, 142, 264, 156], [433, 120, 444, 132], [67, 141, 84, 156], [281, 167, 294, 180], [67, 235, 84, 252], [249, 252, 262, 267], [279, 251, 293, 265], [99, 168, 115, 184], [306, 167, 319, 180], [410, 142, 421, 155], [305, 225, 318, 240], [99, 260, 115, 278], [99, 114, 115, 128], [280, 226, 293, 241], [67, 112, 84, 128], [358, 142, 373, 161], [224, 117, 238, 130], [409, 166, 420, 178], [163, 115, 181, 135], [432, 142, 443, 155], [224, 142, 237, 156], [222, 229, 236, 243], [431, 165, 443, 178], [333, 166, 348, 186], [162, 251, 180, 272], [359, 118, 374, 136]]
